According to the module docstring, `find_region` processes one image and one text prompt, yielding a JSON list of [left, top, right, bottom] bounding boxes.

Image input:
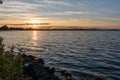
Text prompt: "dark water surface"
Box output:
[[0, 31, 120, 80]]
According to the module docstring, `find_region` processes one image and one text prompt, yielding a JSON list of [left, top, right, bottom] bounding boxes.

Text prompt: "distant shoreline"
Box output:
[[0, 29, 120, 31], [0, 25, 120, 31]]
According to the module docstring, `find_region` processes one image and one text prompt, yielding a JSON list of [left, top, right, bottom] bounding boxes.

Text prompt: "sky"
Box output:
[[0, 0, 120, 29]]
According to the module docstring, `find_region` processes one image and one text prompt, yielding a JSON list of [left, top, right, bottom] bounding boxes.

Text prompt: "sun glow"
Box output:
[[28, 20, 40, 29], [29, 20, 40, 24]]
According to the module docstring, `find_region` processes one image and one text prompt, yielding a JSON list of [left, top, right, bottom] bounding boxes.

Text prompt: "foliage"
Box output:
[[0, 37, 23, 80]]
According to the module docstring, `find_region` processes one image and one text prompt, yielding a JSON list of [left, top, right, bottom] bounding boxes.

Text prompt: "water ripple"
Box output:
[[0, 31, 120, 79]]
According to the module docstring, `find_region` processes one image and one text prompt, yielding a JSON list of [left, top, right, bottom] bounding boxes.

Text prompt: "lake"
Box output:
[[0, 31, 120, 80]]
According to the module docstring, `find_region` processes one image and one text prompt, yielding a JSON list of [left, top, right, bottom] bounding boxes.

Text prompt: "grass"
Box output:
[[0, 37, 23, 80]]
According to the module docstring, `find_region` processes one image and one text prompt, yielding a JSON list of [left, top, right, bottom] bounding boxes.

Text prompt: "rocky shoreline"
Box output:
[[23, 54, 73, 80]]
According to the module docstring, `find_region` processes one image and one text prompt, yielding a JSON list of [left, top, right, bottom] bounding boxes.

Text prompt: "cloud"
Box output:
[[44, 0, 74, 6], [0, 0, 45, 21], [93, 18, 120, 23], [0, 0, 88, 21], [35, 10, 90, 16], [34, 0, 74, 7], [64, 11, 89, 15], [0, 1, 44, 13]]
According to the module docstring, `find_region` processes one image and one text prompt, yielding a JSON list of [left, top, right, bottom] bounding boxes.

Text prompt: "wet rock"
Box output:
[[64, 73, 72, 80], [42, 67, 61, 80], [23, 54, 74, 80]]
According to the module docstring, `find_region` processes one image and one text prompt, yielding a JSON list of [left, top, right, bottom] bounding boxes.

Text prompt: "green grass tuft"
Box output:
[[0, 37, 23, 80]]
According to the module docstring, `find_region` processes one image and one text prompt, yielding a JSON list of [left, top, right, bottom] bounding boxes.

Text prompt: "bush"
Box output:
[[0, 37, 23, 80]]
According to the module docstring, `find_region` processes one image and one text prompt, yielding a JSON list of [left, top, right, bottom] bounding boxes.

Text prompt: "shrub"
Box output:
[[0, 37, 23, 80]]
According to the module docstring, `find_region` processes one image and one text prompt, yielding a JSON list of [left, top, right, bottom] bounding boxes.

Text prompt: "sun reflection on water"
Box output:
[[33, 31, 37, 40], [31, 31, 38, 47], [29, 31, 42, 57]]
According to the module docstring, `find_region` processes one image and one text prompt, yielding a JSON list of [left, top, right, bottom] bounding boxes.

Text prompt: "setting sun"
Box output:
[[28, 20, 40, 29], [29, 20, 40, 24]]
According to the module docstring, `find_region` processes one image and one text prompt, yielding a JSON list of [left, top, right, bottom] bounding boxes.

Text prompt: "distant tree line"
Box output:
[[0, 25, 120, 31], [0, 25, 25, 30]]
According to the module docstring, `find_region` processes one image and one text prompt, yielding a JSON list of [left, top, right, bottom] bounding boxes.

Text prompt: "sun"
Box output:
[[29, 20, 40, 24], [28, 20, 40, 29]]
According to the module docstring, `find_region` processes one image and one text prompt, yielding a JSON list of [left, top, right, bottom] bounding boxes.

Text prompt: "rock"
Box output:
[[23, 54, 74, 80]]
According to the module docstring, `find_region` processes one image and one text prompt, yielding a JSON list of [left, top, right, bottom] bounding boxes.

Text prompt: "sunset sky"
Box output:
[[0, 0, 120, 29]]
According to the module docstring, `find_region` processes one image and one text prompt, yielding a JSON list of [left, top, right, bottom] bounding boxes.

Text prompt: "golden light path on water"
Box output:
[[29, 31, 38, 56], [32, 30, 43, 45], [33, 31, 37, 41], [29, 31, 41, 57]]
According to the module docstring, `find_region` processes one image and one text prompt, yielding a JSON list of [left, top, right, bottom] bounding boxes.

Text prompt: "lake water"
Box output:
[[0, 31, 120, 80]]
